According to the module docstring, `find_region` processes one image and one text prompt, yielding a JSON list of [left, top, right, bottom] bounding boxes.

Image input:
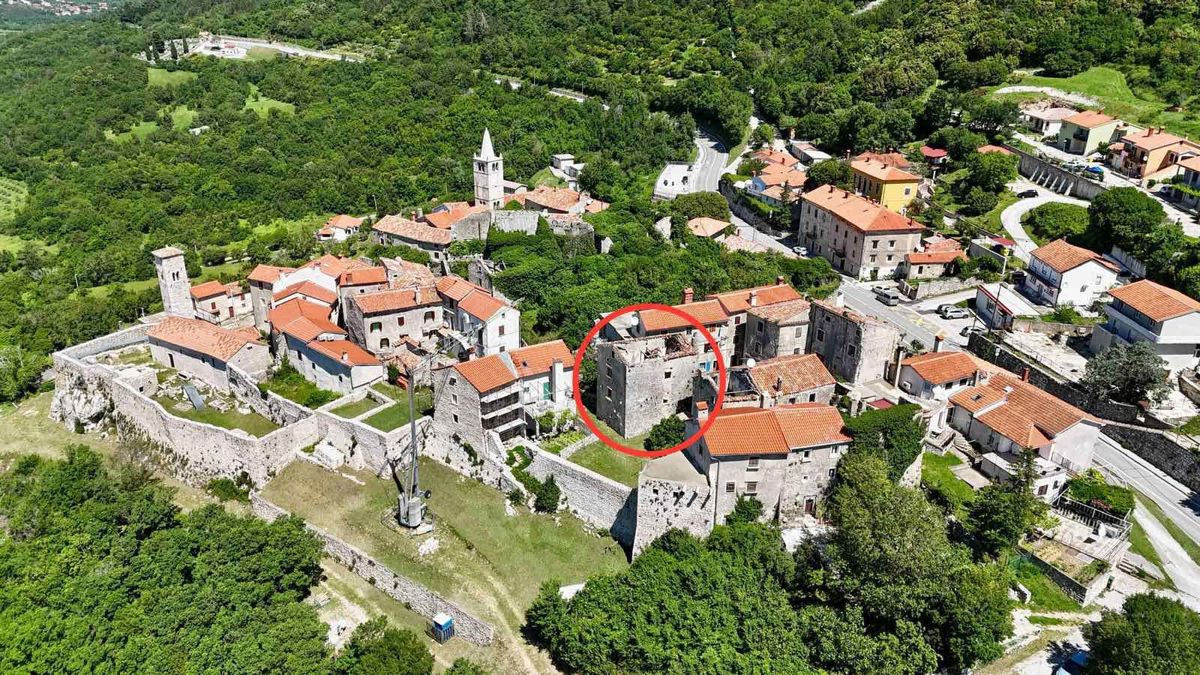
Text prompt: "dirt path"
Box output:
[[992, 86, 1099, 107]]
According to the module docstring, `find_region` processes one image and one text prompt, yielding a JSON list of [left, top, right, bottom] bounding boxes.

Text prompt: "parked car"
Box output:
[[1017, 189, 1039, 199], [938, 304, 969, 319], [792, 245, 808, 256], [960, 325, 983, 337], [873, 287, 902, 306]]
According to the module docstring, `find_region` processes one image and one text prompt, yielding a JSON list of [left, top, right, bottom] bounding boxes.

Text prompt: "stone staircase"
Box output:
[[925, 428, 975, 458]]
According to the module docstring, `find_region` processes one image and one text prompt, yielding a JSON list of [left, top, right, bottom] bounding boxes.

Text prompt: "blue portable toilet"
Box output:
[[431, 612, 454, 644]]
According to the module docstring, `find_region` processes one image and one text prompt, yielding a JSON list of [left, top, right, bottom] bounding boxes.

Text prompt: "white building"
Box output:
[[1090, 279, 1200, 371], [897, 350, 986, 431], [474, 128, 505, 209], [146, 316, 271, 391], [1021, 106, 1078, 139], [436, 276, 520, 357], [1023, 239, 1119, 308], [189, 280, 253, 327], [315, 214, 364, 242]]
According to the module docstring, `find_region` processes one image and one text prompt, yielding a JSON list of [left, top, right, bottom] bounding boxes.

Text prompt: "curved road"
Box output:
[[999, 180, 1088, 262], [693, 130, 730, 192]]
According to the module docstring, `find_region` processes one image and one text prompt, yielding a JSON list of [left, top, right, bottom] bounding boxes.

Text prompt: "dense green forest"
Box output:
[[0, 447, 480, 673]]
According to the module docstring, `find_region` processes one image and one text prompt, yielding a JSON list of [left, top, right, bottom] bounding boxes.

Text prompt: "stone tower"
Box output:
[[473, 128, 505, 209], [152, 246, 192, 317]]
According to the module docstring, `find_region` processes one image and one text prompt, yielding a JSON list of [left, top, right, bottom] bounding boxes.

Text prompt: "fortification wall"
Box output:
[[250, 494, 494, 645], [527, 448, 636, 545], [631, 476, 714, 556], [228, 365, 312, 426], [422, 426, 521, 493]]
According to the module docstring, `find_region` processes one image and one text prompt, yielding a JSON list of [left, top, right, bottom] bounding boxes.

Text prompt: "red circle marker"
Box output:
[[572, 302, 727, 459]]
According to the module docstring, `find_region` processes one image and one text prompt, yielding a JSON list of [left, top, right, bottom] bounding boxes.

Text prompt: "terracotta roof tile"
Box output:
[[1031, 239, 1119, 274], [640, 300, 728, 333], [381, 257, 435, 286], [268, 299, 345, 342], [273, 281, 337, 305], [705, 404, 848, 457], [248, 264, 295, 284], [339, 266, 388, 287], [307, 339, 379, 367], [435, 275, 489, 302], [949, 372, 1100, 447], [851, 158, 920, 182], [747, 354, 834, 395], [301, 254, 372, 278], [190, 280, 227, 299], [976, 145, 1014, 155], [802, 185, 925, 234], [373, 215, 452, 245], [523, 185, 582, 212], [1120, 128, 1195, 152], [325, 214, 364, 231], [901, 351, 979, 385], [147, 316, 262, 362], [511, 340, 573, 378], [457, 290, 507, 321], [752, 148, 796, 166], [687, 217, 730, 238], [1108, 279, 1200, 322], [906, 250, 966, 265], [352, 286, 440, 314], [424, 203, 487, 230], [747, 298, 811, 324], [453, 354, 517, 393], [755, 163, 807, 188], [853, 151, 912, 169], [1064, 110, 1115, 129], [708, 283, 802, 314]]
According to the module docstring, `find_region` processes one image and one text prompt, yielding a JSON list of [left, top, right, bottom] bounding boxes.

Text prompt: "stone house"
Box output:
[[684, 402, 851, 524], [596, 331, 712, 438], [899, 249, 965, 280], [336, 266, 389, 313], [147, 316, 270, 391], [745, 298, 811, 360], [798, 185, 925, 280], [1090, 278, 1200, 372], [806, 295, 901, 384], [372, 214, 452, 264], [248, 264, 296, 331], [518, 185, 609, 215], [897, 350, 986, 431], [279, 333, 382, 395], [189, 280, 253, 327], [948, 371, 1103, 477], [705, 281, 803, 364], [694, 353, 835, 411], [436, 276, 520, 357], [344, 286, 442, 356], [432, 352, 524, 451], [1023, 239, 1119, 308]]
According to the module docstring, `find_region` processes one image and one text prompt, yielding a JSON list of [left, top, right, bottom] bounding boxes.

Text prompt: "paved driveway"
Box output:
[[999, 180, 1089, 262]]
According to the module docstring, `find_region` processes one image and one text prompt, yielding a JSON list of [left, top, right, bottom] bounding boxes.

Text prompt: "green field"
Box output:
[[83, 261, 246, 299], [1010, 556, 1082, 612], [106, 120, 160, 142], [245, 83, 295, 117], [167, 104, 197, 130], [528, 167, 567, 188], [146, 67, 198, 87], [995, 66, 1200, 139], [921, 451, 976, 518], [245, 46, 282, 61], [0, 176, 28, 225], [330, 396, 383, 419], [364, 387, 433, 432], [153, 394, 279, 437], [568, 442, 646, 487]]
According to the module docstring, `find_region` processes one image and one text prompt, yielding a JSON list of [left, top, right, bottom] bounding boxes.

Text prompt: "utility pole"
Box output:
[[395, 354, 435, 527]]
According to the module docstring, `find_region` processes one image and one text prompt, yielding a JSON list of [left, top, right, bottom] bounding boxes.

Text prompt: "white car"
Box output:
[[791, 245, 808, 256]]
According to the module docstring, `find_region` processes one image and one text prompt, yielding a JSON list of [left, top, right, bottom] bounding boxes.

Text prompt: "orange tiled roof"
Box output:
[[302, 254, 372, 279], [1108, 279, 1200, 322], [453, 354, 517, 393], [523, 185, 582, 212], [248, 264, 295, 284], [640, 300, 728, 333], [190, 280, 227, 299], [1120, 128, 1195, 152], [707, 283, 803, 314], [273, 281, 337, 305], [747, 354, 834, 395], [949, 372, 1100, 447], [352, 286, 440, 314], [373, 215, 452, 246], [976, 145, 1014, 155], [802, 185, 925, 234], [752, 148, 796, 166], [511, 340, 573, 378], [268, 298, 345, 342], [147, 315, 262, 362], [853, 151, 912, 169], [339, 266, 388, 287], [307, 339, 379, 367], [458, 290, 507, 321], [1177, 155, 1200, 174], [435, 275, 488, 302], [1031, 239, 1119, 275], [1064, 110, 1115, 129], [851, 158, 920, 183], [687, 217, 730, 238], [425, 203, 487, 230], [901, 351, 979, 385], [755, 163, 807, 188], [747, 298, 810, 324], [705, 403, 849, 457], [906, 250, 966, 265], [325, 214, 364, 231], [382, 257, 435, 286]]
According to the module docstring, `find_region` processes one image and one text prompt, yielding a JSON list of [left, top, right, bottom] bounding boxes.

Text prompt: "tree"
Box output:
[[577, 157, 621, 202], [726, 495, 763, 525], [1084, 594, 1200, 675], [804, 158, 853, 191], [644, 415, 685, 450], [445, 659, 489, 674], [962, 151, 1018, 194], [1086, 187, 1165, 253], [967, 448, 1044, 557], [960, 186, 1000, 215], [336, 617, 434, 675], [752, 123, 775, 148], [0, 343, 48, 402], [928, 126, 986, 162], [533, 475, 561, 513], [842, 404, 925, 481], [1082, 341, 1171, 405], [671, 191, 730, 222], [1022, 202, 1089, 243]]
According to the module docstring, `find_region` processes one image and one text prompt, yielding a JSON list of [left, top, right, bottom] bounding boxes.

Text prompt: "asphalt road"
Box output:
[[1094, 433, 1200, 546], [693, 130, 729, 193], [999, 179, 1088, 263], [837, 279, 947, 351]]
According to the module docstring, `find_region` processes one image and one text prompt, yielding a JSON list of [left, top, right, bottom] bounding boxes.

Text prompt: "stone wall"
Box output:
[[718, 179, 793, 237], [526, 448, 636, 546], [250, 494, 495, 646], [1009, 145, 1107, 201], [897, 450, 923, 488], [1103, 423, 1200, 493], [898, 276, 977, 300], [422, 427, 522, 493], [489, 210, 539, 235], [229, 364, 312, 426], [632, 476, 714, 556], [1010, 318, 1096, 337]]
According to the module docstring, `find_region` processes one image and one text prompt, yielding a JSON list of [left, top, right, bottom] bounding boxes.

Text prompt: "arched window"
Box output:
[[370, 321, 382, 333], [379, 338, 390, 349]]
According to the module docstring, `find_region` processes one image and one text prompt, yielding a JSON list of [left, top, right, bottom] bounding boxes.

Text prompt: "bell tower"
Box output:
[[473, 128, 505, 209], [152, 246, 192, 317]]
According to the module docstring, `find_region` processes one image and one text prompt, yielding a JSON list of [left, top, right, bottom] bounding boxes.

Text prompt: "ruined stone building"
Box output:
[[147, 316, 270, 391], [806, 294, 900, 384], [693, 353, 835, 411]]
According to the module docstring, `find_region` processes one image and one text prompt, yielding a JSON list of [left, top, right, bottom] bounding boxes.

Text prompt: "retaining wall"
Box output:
[[229, 364, 312, 426], [1103, 424, 1200, 493], [631, 476, 714, 557], [250, 494, 495, 645], [1021, 548, 1113, 605], [898, 276, 977, 300], [1008, 145, 1107, 200], [526, 448, 636, 546]]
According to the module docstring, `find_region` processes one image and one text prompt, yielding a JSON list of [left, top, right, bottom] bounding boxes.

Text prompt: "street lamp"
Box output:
[[392, 354, 436, 528]]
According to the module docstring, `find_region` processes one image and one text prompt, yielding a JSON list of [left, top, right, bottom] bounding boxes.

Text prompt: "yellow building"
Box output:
[[850, 158, 921, 213]]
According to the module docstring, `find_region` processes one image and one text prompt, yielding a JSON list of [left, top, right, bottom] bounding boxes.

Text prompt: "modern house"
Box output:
[[435, 275, 520, 357], [315, 214, 364, 242], [1057, 111, 1122, 156], [1107, 127, 1200, 184], [897, 350, 985, 431], [1022, 239, 1120, 308], [789, 141, 832, 165], [684, 403, 852, 523], [1090, 279, 1200, 371], [146, 316, 270, 391], [949, 371, 1103, 491], [850, 158, 921, 213], [799, 185, 925, 279], [1022, 106, 1078, 139]]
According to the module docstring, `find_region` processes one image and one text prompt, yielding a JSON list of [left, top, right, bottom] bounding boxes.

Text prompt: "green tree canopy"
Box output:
[[1084, 594, 1200, 675], [1082, 341, 1171, 405]]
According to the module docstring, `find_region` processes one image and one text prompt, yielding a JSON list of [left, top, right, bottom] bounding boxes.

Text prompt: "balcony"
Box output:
[[480, 392, 520, 416], [482, 407, 522, 431]]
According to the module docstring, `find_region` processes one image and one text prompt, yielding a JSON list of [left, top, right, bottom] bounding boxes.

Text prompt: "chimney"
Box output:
[[551, 359, 565, 403], [416, 207, 424, 219], [1021, 367, 1030, 382], [774, 375, 783, 391], [696, 400, 709, 422], [833, 290, 845, 308], [749, 290, 759, 307], [775, 275, 786, 285], [682, 287, 694, 304], [933, 334, 943, 353], [341, 351, 349, 363]]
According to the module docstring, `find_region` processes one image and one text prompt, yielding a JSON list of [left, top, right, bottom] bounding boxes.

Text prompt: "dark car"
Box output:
[[1017, 189, 1039, 198]]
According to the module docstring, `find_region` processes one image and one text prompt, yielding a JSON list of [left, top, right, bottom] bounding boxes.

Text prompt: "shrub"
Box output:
[[1066, 470, 1134, 516], [206, 477, 249, 502], [303, 389, 339, 408], [534, 475, 561, 513], [644, 415, 685, 451]]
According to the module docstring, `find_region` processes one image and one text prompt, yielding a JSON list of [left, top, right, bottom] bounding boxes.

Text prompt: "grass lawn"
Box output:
[[568, 442, 646, 487], [364, 391, 433, 432], [0, 177, 29, 225], [153, 394, 279, 437], [245, 83, 295, 117], [168, 104, 197, 130], [540, 430, 586, 455], [245, 46, 282, 61], [1178, 415, 1200, 436], [330, 396, 383, 419], [1010, 556, 1083, 612], [147, 67, 198, 87], [528, 167, 567, 188], [82, 261, 247, 300], [261, 459, 628, 631], [250, 213, 328, 238], [1134, 490, 1200, 567], [106, 120, 160, 143], [1027, 615, 1076, 627], [921, 452, 976, 518], [1127, 515, 1175, 590], [261, 366, 339, 408]]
